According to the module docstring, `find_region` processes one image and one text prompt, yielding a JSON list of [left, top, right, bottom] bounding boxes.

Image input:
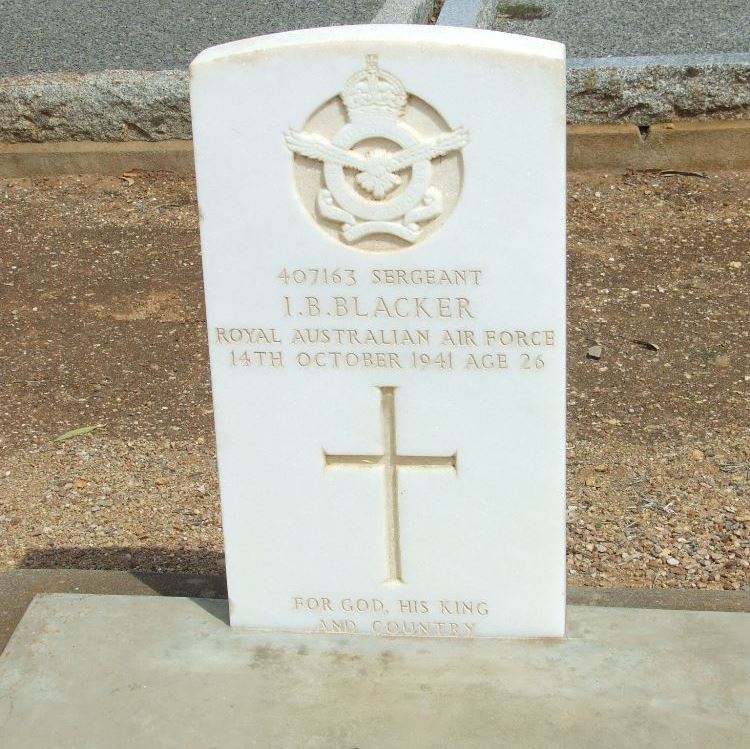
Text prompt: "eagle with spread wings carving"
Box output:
[[284, 127, 469, 200]]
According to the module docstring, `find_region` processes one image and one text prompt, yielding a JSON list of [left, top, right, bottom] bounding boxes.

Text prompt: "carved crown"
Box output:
[[341, 55, 407, 120]]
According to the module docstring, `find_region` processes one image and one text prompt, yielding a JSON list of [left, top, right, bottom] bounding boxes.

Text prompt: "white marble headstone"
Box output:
[[191, 25, 566, 638]]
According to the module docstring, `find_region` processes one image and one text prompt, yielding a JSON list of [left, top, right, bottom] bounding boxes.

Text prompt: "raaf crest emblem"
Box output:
[[285, 55, 469, 248]]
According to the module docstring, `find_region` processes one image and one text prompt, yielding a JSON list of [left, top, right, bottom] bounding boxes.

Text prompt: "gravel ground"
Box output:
[[494, 1, 750, 58], [0, 170, 748, 590]]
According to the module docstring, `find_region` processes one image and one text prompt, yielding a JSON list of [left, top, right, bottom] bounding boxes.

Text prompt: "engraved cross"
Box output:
[[324, 386, 457, 584]]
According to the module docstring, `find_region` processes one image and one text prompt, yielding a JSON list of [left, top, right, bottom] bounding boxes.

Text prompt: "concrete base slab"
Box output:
[[1, 594, 748, 748]]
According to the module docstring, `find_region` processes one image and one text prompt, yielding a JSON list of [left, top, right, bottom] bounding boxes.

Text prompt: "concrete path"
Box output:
[[493, 0, 750, 57], [0, 0, 391, 75], [1, 593, 748, 748]]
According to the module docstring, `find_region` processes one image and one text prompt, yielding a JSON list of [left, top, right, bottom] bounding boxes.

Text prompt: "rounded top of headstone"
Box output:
[[341, 54, 407, 121]]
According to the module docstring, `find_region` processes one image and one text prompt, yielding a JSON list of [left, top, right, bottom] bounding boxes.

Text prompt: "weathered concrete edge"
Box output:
[[1, 568, 748, 655], [437, 0, 501, 29], [568, 53, 750, 124], [1, 55, 747, 145], [2, 121, 749, 177], [0, 69, 191, 143]]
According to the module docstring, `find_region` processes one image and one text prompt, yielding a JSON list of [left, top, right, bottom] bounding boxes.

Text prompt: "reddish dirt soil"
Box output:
[[0, 170, 748, 590]]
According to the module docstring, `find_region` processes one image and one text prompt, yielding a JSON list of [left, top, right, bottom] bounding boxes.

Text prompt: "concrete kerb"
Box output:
[[568, 52, 750, 124], [1, 53, 747, 146], [2, 121, 749, 177], [0, 70, 191, 143], [0, 41, 747, 175]]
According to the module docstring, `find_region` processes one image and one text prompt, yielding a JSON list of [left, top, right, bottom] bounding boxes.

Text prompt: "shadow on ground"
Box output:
[[18, 547, 227, 597]]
